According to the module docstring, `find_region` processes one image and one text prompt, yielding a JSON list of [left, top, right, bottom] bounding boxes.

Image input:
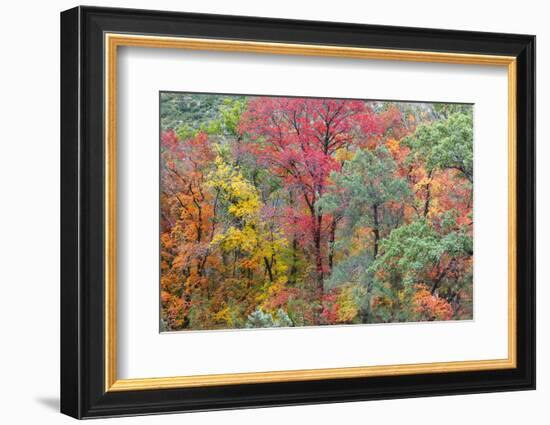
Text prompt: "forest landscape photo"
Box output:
[[159, 92, 474, 331]]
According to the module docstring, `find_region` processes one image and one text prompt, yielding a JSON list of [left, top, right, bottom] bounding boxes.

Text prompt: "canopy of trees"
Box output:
[[160, 93, 473, 331]]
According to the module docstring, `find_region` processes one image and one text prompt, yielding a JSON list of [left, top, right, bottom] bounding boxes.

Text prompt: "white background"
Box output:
[[0, 0, 545, 424], [118, 47, 508, 379]]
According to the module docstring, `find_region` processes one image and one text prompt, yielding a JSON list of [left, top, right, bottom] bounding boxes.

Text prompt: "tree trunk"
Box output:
[[232, 249, 238, 277], [328, 217, 337, 272], [289, 191, 298, 284], [372, 203, 380, 258], [263, 256, 274, 282], [290, 238, 298, 284], [313, 214, 324, 294], [424, 170, 433, 218]]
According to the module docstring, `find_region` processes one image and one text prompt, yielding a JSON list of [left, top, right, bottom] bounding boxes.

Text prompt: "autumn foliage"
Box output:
[[160, 94, 473, 331]]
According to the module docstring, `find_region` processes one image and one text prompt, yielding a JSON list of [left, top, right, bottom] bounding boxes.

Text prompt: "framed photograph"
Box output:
[[60, 6, 535, 419]]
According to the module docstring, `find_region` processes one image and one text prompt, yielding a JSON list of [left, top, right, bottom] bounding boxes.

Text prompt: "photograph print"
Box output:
[[159, 92, 474, 332]]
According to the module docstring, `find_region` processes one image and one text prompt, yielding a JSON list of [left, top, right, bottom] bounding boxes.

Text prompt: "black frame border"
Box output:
[[61, 6, 535, 419]]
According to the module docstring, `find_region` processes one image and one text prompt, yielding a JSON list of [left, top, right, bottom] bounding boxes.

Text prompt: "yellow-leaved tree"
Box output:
[[207, 153, 288, 324]]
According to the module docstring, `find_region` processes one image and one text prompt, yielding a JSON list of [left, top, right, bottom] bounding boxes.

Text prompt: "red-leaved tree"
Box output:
[[238, 97, 385, 297]]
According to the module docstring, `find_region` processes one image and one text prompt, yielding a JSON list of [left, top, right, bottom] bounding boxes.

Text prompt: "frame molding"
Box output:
[[104, 33, 517, 392], [61, 6, 535, 419]]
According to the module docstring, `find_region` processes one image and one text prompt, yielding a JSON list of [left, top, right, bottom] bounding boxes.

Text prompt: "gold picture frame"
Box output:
[[61, 7, 534, 419]]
